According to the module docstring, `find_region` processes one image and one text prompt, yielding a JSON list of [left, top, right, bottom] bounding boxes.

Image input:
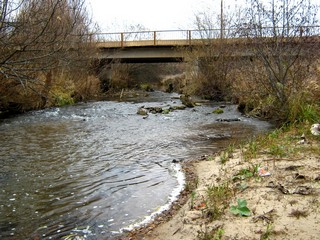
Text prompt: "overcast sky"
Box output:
[[88, 0, 245, 32], [88, 0, 319, 33]]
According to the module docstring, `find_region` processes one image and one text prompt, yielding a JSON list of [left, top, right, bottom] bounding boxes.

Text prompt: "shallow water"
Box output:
[[0, 92, 271, 239]]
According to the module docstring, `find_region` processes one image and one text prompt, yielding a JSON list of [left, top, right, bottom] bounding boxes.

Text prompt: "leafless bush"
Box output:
[[182, 4, 241, 100], [0, 0, 98, 112], [235, 0, 320, 121], [187, 0, 320, 121]]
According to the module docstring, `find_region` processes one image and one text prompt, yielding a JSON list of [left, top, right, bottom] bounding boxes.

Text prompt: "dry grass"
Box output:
[[289, 209, 309, 219], [289, 200, 298, 206], [74, 75, 101, 100], [0, 76, 47, 111], [0, 68, 101, 112]]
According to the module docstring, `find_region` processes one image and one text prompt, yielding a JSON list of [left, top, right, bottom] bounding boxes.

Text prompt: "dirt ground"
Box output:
[[120, 137, 320, 240]]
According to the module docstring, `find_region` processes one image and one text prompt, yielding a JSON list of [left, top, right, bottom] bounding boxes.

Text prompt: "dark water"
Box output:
[[0, 92, 271, 239]]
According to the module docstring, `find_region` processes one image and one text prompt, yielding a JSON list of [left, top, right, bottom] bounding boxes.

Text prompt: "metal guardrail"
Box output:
[[93, 26, 320, 48], [95, 29, 225, 47]]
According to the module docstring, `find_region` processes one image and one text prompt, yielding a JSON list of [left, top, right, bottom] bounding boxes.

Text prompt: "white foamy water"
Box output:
[[119, 163, 185, 233]]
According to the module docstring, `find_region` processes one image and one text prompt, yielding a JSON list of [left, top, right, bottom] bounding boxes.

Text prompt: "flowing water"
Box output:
[[0, 92, 271, 239]]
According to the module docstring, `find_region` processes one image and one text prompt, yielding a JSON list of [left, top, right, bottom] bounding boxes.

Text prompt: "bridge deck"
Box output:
[[94, 28, 320, 63], [97, 40, 187, 48]]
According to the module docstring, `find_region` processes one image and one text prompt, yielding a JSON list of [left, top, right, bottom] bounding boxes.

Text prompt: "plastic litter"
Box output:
[[258, 167, 271, 177], [310, 123, 320, 136]]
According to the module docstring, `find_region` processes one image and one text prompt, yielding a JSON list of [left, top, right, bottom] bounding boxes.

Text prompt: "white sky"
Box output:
[[88, 0, 319, 33], [88, 0, 244, 32]]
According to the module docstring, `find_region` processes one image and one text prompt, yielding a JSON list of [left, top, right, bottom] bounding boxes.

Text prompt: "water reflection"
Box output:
[[0, 92, 271, 239]]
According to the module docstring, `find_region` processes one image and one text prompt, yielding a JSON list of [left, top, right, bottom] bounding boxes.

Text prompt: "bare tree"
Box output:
[[0, 0, 97, 111], [183, 6, 237, 100], [236, 0, 320, 120]]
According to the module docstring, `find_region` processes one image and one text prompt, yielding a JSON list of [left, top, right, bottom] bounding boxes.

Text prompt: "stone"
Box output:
[[216, 118, 241, 122], [212, 108, 224, 114], [180, 95, 195, 108], [137, 107, 148, 116], [183, 210, 203, 224], [169, 105, 186, 111]]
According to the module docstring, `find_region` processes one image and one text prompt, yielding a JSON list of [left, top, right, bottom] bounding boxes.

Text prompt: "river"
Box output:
[[0, 91, 271, 239]]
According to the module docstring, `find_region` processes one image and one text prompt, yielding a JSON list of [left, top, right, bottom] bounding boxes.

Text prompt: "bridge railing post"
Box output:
[[153, 31, 156, 46], [120, 32, 124, 47], [188, 30, 191, 46]]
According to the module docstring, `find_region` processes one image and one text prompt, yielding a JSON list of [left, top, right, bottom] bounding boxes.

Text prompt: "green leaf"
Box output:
[[237, 198, 247, 208], [230, 205, 239, 215], [238, 206, 251, 216], [230, 199, 251, 217]]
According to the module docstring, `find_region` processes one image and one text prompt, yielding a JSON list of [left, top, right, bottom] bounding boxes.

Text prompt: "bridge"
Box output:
[[94, 27, 320, 63], [95, 29, 226, 63]]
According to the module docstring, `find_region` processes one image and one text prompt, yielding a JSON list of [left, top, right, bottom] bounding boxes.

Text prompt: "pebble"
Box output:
[[185, 210, 202, 221]]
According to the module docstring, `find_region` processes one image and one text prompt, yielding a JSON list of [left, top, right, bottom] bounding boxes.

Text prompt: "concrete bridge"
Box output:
[[94, 27, 320, 63], [95, 29, 225, 63]]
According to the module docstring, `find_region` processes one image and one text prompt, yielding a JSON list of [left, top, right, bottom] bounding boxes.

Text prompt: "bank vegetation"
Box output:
[[163, 0, 320, 124], [0, 0, 99, 114]]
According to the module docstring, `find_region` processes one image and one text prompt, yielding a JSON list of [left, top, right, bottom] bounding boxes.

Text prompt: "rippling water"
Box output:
[[0, 92, 271, 239]]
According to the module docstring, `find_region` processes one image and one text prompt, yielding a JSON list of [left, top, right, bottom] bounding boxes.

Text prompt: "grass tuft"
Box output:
[[197, 226, 224, 240], [204, 183, 233, 221]]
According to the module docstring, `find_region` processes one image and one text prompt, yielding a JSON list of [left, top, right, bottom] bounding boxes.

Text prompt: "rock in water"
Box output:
[[180, 94, 195, 108], [137, 107, 148, 116], [216, 118, 241, 122]]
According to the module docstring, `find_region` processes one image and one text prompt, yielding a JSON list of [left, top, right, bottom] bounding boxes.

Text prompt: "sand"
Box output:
[[121, 142, 320, 240]]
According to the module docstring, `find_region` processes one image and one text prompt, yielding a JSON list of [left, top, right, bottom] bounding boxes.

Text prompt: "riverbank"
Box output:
[[121, 122, 320, 240]]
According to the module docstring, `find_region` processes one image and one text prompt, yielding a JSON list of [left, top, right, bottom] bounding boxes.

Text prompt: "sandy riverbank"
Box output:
[[120, 127, 320, 240]]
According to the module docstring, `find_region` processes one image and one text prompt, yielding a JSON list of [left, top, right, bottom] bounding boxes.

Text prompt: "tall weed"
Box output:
[[204, 183, 233, 221]]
